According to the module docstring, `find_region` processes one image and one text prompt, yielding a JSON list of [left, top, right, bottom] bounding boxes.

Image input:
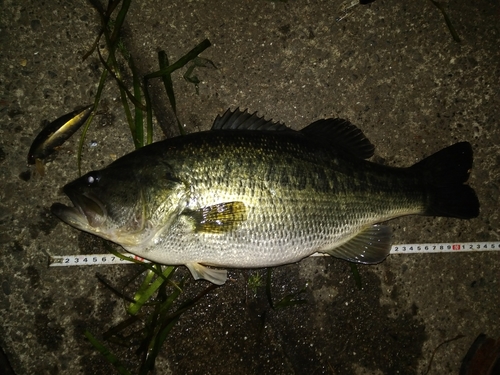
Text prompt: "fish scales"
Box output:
[[51, 109, 479, 284], [142, 131, 424, 265]]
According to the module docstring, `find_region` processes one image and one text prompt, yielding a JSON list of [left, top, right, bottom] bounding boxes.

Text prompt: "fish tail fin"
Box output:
[[409, 142, 479, 219]]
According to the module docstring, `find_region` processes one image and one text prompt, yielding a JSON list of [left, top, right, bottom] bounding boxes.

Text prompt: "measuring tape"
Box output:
[[48, 241, 499, 267], [49, 253, 151, 266]]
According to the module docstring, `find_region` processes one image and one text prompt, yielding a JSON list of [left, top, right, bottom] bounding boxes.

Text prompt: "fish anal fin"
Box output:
[[184, 201, 247, 233], [322, 224, 392, 264], [186, 263, 228, 285]]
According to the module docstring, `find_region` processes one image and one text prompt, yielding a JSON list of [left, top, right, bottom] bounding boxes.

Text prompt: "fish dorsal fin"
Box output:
[[212, 108, 290, 131], [321, 224, 392, 264], [300, 118, 375, 159]]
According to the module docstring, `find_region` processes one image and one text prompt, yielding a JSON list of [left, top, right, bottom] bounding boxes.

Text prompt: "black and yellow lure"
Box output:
[[27, 105, 93, 174]]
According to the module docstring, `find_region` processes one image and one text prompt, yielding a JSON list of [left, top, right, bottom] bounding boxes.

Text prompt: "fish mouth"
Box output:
[[51, 189, 106, 231]]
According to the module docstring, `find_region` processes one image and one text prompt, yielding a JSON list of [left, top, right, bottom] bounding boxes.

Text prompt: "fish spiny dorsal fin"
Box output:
[[212, 108, 290, 131], [300, 118, 375, 159]]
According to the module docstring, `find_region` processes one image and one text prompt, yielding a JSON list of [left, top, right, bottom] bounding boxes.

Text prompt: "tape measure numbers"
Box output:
[[48, 241, 500, 267], [49, 253, 151, 266]]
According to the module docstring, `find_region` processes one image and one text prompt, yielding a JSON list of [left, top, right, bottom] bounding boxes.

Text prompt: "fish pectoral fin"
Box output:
[[322, 224, 392, 264], [185, 263, 228, 285], [184, 201, 247, 233]]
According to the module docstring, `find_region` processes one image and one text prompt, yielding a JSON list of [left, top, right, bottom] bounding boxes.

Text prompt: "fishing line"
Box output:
[[48, 241, 499, 267]]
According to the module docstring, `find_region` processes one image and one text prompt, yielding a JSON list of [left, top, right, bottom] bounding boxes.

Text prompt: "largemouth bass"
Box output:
[[51, 109, 479, 284]]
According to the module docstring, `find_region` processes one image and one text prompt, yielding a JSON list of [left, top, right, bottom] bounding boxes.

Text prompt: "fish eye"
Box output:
[[86, 172, 101, 186]]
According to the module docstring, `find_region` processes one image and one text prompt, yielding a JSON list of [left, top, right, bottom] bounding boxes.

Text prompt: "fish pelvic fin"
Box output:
[[186, 263, 228, 285], [183, 201, 247, 233], [321, 224, 392, 264], [411, 142, 480, 219]]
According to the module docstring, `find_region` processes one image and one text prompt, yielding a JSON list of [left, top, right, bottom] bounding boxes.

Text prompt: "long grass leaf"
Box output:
[[77, 66, 108, 175], [132, 268, 157, 303], [110, 0, 132, 46], [96, 273, 137, 303], [85, 330, 132, 375], [103, 315, 141, 340], [140, 317, 179, 374], [158, 51, 185, 135], [127, 266, 176, 315], [143, 77, 154, 145], [350, 263, 362, 290], [158, 51, 177, 114], [96, 44, 145, 111], [183, 57, 216, 95], [265, 268, 274, 309], [430, 0, 461, 43], [131, 56, 144, 148], [145, 39, 212, 79], [141, 282, 216, 373], [104, 242, 171, 281], [265, 268, 307, 309], [79, 0, 131, 174], [84, 0, 121, 60]]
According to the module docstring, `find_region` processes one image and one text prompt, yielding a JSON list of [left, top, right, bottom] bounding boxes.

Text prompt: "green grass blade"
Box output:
[[158, 50, 185, 135], [349, 263, 362, 290], [274, 294, 307, 310], [96, 273, 137, 304], [158, 51, 177, 114], [77, 66, 108, 175], [84, 0, 121, 60], [131, 56, 144, 148], [273, 282, 308, 309], [110, 0, 132, 46], [127, 266, 176, 315], [140, 317, 179, 375], [183, 63, 200, 94], [99, 1, 146, 149], [104, 244, 171, 280], [265, 268, 307, 309], [143, 77, 154, 145], [79, 0, 138, 174], [103, 315, 141, 341], [131, 278, 176, 366], [156, 279, 184, 316], [132, 268, 157, 302], [145, 39, 212, 79], [140, 282, 216, 374], [97, 44, 146, 111], [117, 42, 149, 147], [85, 330, 132, 375], [265, 268, 274, 309], [117, 83, 136, 145], [162, 283, 218, 321], [183, 57, 216, 95], [430, 0, 461, 43]]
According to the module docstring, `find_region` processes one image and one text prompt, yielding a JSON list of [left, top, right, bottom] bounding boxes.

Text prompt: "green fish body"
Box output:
[[51, 109, 479, 284]]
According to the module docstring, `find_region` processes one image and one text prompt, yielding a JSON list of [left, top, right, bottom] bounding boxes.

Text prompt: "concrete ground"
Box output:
[[1, 0, 499, 374]]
